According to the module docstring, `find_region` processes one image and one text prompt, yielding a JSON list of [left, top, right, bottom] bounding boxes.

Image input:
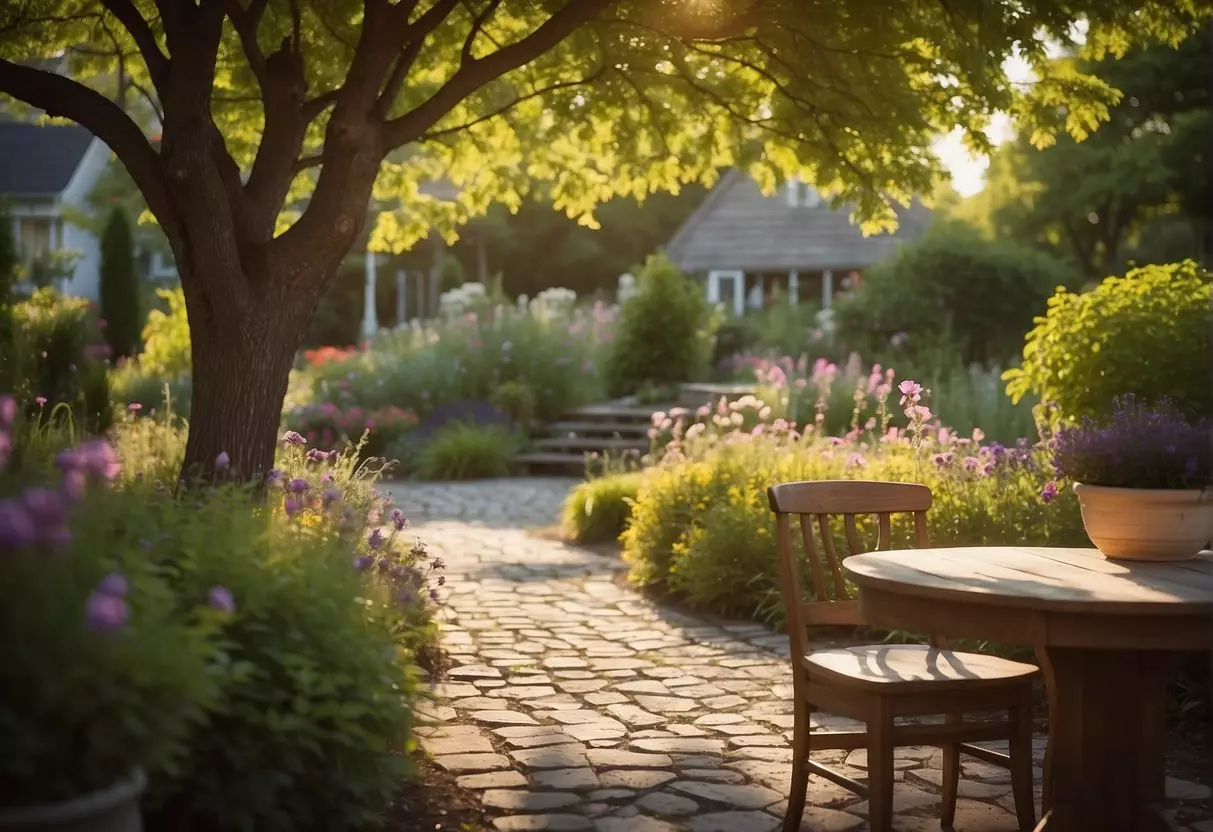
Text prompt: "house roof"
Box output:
[[664, 168, 934, 273], [0, 122, 95, 197]]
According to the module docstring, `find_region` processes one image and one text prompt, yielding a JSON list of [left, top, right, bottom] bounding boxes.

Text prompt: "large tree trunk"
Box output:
[[177, 259, 327, 482]]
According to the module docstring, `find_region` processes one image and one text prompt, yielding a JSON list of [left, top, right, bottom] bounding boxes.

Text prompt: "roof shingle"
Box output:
[[0, 122, 95, 197]]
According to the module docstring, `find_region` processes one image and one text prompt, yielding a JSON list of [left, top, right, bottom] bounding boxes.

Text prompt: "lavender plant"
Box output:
[[1050, 395, 1212, 490]]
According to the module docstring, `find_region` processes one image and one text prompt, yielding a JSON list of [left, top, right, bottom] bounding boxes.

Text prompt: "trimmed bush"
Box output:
[[604, 254, 710, 396], [1004, 260, 1212, 427], [99, 208, 141, 360], [833, 219, 1077, 364], [561, 473, 644, 544], [415, 422, 517, 480]]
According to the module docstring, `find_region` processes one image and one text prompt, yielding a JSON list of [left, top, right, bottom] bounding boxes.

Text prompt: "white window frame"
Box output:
[[707, 269, 746, 317]]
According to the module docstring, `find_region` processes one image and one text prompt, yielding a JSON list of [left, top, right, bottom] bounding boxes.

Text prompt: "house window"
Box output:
[[16, 216, 54, 268], [785, 177, 821, 208]]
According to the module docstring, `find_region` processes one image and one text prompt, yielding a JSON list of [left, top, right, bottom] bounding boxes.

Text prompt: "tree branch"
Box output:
[[419, 63, 607, 141], [376, 39, 425, 117], [303, 90, 339, 122], [292, 154, 323, 175], [0, 58, 182, 247], [385, 0, 616, 146], [98, 0, 169, 95], [221, 0, 268, 88], [462, 0, 503, 65]]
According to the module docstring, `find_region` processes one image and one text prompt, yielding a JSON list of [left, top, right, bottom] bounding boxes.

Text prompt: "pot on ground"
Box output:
[[0, 772, 145, 832], [1073, 483, 1213, 561]]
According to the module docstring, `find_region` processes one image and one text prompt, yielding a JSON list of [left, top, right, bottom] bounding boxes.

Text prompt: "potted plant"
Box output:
[[0, 429, 219, 831], [1051, 395, 1213, 560]]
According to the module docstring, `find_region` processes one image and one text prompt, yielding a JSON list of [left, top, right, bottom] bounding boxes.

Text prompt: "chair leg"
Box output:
[[867, 698, 896, 832], [941, 713, 961, 828], [1010, 688, 1038, 831], [783, 697, 811, 832]]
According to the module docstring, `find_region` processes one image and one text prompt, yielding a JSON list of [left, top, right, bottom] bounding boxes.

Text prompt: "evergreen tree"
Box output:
[[99, 207, 140, 359]]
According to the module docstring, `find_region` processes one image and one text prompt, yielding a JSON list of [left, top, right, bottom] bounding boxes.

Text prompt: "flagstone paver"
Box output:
[[392, 479, 1212, 831]]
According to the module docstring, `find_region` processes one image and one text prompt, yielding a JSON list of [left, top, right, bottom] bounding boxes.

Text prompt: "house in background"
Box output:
[[0, 120, 177, 300], [664, 168, 933, 315]]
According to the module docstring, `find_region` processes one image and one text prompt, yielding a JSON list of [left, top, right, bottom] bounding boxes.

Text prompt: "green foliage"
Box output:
[[99, 208, 141, 359], [622, 436, 1086, 624], [415, 422, 517, 480], [604, 255, 710, 397], [490, 380, 537, 425], [139, 288, 192, 379], [833, 220, 1078, 364], [0, 475, 220, 808], [561, 473, 644, 544], [12, 288, 112, 433], [962, 36, 1211, 277], [0, 203, 16, 392], [1003, 260, 1212, 426]]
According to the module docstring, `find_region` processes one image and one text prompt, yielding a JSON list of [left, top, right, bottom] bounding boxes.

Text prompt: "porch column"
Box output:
[[822, 268, 834, 309], [788, 269, 799, 305], [361, 249, 379, 340], [395, 269, 407, 325]]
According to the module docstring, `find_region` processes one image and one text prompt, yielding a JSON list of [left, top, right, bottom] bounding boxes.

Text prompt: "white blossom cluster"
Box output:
[[438, 282, 488, 317], [529, 287, 578, 321]]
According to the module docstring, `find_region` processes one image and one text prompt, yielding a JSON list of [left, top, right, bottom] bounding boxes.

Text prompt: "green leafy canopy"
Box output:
[[2, 0, 1208, 251]]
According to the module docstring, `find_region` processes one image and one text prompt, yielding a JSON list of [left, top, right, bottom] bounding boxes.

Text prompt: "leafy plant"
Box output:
[[0, 430, 219, 808], [561, 472, 644, 544], [490, 380, 537, 425], [414, 422, 518, 480], [139, 287, 192, 380], [99, 208, 141, 360], [1004, 260, 1212, 426], [1050, 395, 1212, 489], [604, 255, 711, 397]]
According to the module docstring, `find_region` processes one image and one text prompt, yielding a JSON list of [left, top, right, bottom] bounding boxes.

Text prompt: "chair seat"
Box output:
[[803, 644, 1039, 693]]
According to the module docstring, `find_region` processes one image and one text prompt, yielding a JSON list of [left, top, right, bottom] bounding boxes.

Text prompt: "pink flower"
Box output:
[[214, 451, 230, 471], [898, 380, 923, 405]]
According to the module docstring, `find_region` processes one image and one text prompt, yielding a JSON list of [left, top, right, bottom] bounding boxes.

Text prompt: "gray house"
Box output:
[[664, 169, 933, 315]]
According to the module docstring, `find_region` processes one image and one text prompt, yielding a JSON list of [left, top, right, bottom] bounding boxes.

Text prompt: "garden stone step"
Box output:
[[532, 437, 648, 453], [546, 420, 650, 437]]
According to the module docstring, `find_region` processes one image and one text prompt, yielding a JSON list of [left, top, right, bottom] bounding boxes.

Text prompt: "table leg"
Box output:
[[1037, 647, 1177, 832]]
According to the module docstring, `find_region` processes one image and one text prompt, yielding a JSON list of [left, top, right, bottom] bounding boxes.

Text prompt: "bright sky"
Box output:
[[930, 52, 1038, 197]]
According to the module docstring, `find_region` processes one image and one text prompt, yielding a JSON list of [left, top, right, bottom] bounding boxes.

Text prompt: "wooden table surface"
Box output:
[[842, 546, 1213, 832]]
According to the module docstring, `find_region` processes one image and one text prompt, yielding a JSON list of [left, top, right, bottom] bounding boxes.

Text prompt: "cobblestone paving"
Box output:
[[389, 479, 1213, 832]]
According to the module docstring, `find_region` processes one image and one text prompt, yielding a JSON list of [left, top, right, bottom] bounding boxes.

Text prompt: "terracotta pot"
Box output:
[[0, 771, 145, 832], [1073, 483, 1213, 561]]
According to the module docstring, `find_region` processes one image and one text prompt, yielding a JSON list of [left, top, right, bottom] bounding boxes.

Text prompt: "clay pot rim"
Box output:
[[1073, 482, 1213, 503]]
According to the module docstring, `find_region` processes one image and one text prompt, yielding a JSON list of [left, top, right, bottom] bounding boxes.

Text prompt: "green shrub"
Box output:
[[833, 219, 1078, 364], [490, 380, 537, 425], [1004, 260, 1212, 427], [561, 472, 644, 544], [133, 444, 434, 832], [415, 422, 517, 480], [604, 254, 710, 396], [140, 287, 192, 380], [13, 288, 112, 433], [99, 208, 141, 360], [623, 432, 1085, 625]]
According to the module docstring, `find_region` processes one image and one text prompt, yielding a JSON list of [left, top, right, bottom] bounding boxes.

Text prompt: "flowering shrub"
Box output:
[[285, 401, 418, 461], [306, 297, 612, 422], [303, 345, 357, 367], [1049, 395, 1212, 491], [0, 402, 219, 808], [615, 381, 1084, 622]]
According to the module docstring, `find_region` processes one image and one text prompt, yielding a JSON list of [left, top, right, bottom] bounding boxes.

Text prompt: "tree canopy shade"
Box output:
[[0, 0, 1208, 480]]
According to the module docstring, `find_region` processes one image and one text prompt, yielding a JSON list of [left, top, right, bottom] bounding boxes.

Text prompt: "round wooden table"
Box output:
[[842, 546, 1213, 832]]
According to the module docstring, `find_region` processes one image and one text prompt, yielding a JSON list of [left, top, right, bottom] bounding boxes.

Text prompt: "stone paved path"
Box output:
[[388, 479, 1213, 832]]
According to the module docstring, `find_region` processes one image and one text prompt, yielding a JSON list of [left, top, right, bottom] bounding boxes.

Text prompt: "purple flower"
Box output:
[[266, 469, 284, 488], [284, 496, 302, 517], [97, 572, 128, 597], [60, 469, 87, 501], [933, 452, 955, 468], [281, 430, 307, 447], [322, 487, 342, 507], [368, 528, 385, 550], [78, 440, 119, 481], [354, 554, 375, 571], [0, 499, 36, 549], [22, 487, 66, 528], [0, 395, 15, 429], [1041, 481, 1059, 504], [306, 448, 333, 464], [85, 589, 128, 633], [962, 457, 980, 472], [391, 509, 408, 531], [208, 586, 235, 613], [215, 451, 231, 471], [288, 478, 310, 494], [55, 449, 84, 473], [0, 431, 9, 469]]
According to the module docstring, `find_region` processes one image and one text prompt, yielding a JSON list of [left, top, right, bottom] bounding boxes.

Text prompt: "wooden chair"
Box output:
[[767, 480, 1039, 832]]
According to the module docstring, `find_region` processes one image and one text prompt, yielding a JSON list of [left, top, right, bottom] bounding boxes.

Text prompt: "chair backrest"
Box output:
[[767, 480, 932, 657]]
